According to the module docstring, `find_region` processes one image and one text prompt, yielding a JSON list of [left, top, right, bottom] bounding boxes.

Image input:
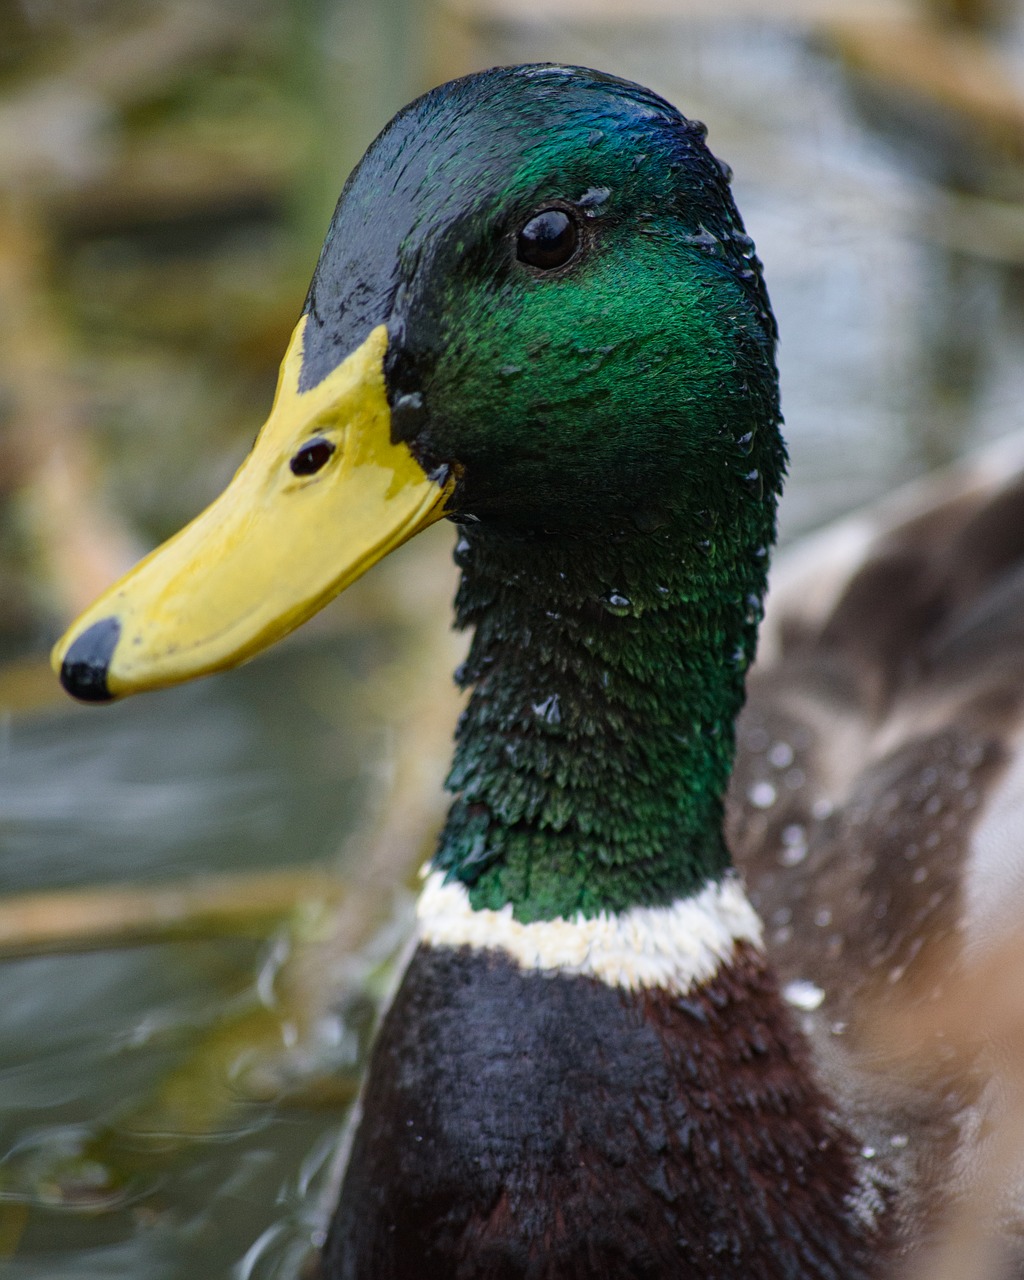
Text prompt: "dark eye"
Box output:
[[516, 209, 579, 270], [290, 437, 335, 476]]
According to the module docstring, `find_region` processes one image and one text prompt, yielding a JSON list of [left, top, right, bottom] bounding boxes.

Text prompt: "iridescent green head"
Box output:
[[304, 62, 783, 536]]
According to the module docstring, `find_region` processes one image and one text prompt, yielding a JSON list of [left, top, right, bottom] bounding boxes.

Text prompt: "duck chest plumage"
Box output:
[[326, 930, 874, 1279]]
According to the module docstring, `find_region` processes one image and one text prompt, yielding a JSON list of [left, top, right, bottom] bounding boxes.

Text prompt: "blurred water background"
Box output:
[[1, 0, 1023, 1275]]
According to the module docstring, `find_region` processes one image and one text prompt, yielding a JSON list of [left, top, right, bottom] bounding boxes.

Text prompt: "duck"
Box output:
[[50, 63, 1024, 1279]]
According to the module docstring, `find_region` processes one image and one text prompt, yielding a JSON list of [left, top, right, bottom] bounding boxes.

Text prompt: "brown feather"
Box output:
[[729, 431, 1024, 1271]]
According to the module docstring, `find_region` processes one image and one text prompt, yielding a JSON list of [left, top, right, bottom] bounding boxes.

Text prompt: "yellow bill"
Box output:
[[52, 320, 455, 702]]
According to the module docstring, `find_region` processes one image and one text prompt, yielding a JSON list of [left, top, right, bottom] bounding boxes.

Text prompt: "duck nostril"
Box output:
[[59, 617, 121, 703]]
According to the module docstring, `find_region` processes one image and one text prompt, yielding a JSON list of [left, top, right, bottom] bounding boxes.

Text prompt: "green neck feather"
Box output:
[[433, 475, 776, 923], [306, 66, 791, 922]]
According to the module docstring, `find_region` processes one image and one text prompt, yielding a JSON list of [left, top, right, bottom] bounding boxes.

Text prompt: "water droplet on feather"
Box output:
[[783, 980, 825, 1012], [768, 742, 794, 769], [532, 695, 562, 725], [577, 185, 610, 209], [601, 592, 632, 617], [779, 824, 807, 866], [748, 781, 776, 809]]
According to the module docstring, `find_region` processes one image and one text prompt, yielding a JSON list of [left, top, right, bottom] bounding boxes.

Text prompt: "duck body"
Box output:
[[296, 72, 880, 1270], [51, 63, 1024, 1280]]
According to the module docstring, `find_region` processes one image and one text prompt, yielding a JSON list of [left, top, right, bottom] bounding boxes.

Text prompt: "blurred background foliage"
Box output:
[[0, 1, 1023, 1277]]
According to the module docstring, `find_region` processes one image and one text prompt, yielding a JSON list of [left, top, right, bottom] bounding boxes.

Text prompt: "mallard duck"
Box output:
[[52, 64, 1024, 1278]]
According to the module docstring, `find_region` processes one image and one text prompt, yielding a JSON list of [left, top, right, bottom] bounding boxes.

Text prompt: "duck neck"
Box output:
[[433, 505, 771, 923]]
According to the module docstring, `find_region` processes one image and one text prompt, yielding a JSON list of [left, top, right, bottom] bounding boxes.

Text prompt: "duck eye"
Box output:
[[290, 437, 335, 476], [516, 209, 579, 270]]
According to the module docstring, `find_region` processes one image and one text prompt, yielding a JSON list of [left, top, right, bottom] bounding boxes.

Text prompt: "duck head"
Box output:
[[54, 63, 782, 702]]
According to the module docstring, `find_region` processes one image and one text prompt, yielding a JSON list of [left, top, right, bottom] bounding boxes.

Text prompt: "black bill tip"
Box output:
[[60, 617, 121, 703]]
